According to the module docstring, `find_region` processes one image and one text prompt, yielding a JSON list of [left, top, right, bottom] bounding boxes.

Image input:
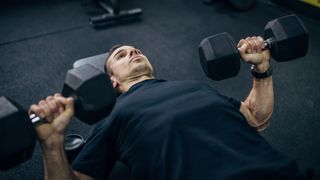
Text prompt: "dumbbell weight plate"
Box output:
[[264, 14, 309, 61], [62, 64, 116, 125], [0, 96, 36, 171], [64, 134, 86, 164], [199, 32, 241, 81]]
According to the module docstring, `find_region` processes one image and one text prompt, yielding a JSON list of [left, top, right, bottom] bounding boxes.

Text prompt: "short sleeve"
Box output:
[[72, 118, 117, 178], [205, 82, 241, 110], [227, 96, 241, 110]]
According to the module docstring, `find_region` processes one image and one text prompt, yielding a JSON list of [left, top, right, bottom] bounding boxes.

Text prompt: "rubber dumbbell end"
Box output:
[[0, 96, 36, 171], [199, 32, 241, 80], [264, 14, 309, 62], [62, 64, 116, 125]]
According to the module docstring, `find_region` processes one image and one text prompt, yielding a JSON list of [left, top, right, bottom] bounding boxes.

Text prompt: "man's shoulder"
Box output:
[[162, 79, 210, 86]]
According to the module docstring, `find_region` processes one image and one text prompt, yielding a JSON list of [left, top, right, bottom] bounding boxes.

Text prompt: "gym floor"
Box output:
[[0, 0, 319, 179]]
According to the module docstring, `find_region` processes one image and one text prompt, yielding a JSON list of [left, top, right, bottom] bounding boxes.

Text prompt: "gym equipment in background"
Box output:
[[88, 0, 143, 27], [202, 0, 256, 11]]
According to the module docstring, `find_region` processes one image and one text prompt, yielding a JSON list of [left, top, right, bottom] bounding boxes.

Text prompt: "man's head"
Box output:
[[105, 45, 154, 91]]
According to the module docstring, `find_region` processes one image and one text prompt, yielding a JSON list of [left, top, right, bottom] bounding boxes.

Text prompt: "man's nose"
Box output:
[[129, 49, 139, 57]]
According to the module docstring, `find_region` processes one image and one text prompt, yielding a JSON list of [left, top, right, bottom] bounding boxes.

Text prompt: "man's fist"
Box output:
[[29, 94, 74, 147], [237, 36, 271, 72]]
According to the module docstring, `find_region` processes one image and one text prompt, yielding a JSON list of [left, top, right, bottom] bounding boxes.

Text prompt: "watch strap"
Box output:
[[250, 64, 272, 79]]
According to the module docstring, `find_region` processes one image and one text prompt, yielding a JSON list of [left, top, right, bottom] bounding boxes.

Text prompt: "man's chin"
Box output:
[[130, 64, 153, 78]]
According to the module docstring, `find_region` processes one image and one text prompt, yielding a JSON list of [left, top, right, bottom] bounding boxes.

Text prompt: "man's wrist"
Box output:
[[40, 135, 65, 151], [251, 63, 272, 79], [254, 61, 270, 73]]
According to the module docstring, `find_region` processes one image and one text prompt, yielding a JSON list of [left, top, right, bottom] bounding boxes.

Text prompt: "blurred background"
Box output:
[[0, 0, 319, 179]]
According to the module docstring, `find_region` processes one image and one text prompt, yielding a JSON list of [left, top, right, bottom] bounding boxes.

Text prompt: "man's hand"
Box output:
[[237, 36, 271, 72], [29, 93, 74, 148]]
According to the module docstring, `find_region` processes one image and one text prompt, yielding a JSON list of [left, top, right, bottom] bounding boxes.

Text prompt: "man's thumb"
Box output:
[[238, 43, 248, 56]]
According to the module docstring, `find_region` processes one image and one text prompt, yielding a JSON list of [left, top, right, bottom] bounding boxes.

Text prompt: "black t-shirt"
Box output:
[[72, 79, 304, 180]]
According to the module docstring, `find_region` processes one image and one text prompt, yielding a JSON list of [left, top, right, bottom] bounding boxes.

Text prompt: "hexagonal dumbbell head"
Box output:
[[264, 14, 309, 62], [62, 64, 116, 125], [0, 96, 36, 171], [199, 32, 241, 81]]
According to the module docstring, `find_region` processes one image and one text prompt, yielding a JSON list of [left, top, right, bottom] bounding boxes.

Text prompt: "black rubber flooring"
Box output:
[[0, 0, 319, 179]]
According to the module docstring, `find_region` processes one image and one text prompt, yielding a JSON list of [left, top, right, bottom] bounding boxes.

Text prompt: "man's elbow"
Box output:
[[256, 117, 271, 132], [240, 102, 273, 131], [251, 109, 273, 131], [255, 108, 272, 123]]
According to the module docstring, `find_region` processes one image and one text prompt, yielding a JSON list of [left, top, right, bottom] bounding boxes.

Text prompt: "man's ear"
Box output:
[[110, 76, 118, 88]]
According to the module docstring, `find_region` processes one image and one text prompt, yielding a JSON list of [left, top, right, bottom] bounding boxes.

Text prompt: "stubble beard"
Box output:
[[130, 61, 153, 78]]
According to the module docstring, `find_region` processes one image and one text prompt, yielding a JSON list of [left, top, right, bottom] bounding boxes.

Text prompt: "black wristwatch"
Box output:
[[250, 64, 272, 79]]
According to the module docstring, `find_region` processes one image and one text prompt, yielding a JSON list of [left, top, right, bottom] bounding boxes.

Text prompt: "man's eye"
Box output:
[[117, 54, 124, 60]]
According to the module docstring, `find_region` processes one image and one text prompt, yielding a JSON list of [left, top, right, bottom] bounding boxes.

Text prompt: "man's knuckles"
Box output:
[[29, 104, 46, 119]]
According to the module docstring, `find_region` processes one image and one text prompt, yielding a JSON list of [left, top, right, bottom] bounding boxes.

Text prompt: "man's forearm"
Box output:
[[244, 75, 274, 125], [41, 143, 78, 180]]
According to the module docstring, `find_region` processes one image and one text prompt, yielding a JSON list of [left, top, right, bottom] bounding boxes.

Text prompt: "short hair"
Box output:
[[104, 44, 124, 75]]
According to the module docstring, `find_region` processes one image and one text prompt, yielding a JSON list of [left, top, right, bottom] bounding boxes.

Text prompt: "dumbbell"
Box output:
[[199, 14, 309, 80], [0, 64, 116, 170]]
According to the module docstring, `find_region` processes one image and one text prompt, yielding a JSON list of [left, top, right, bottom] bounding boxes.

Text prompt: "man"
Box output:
[[29, 36, 305, 180]]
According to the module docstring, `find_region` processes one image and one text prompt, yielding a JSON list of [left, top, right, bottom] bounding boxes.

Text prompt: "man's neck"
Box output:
[[119, 75, 154, 93]]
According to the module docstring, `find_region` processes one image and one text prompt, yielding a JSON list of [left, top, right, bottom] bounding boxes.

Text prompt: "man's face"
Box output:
[[106, 46, 154, 84]]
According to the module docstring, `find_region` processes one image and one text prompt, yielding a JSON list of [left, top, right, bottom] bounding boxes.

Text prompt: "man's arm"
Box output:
[[41, 144, 93, 180], [29, 94, 94, 180], [240, 75, 273, 131], [237, 36, 274, 131]]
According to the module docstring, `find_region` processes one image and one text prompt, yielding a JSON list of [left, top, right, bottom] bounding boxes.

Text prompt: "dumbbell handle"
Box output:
[[30, 113, 45, 125], [264, 38, 272, 49]]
